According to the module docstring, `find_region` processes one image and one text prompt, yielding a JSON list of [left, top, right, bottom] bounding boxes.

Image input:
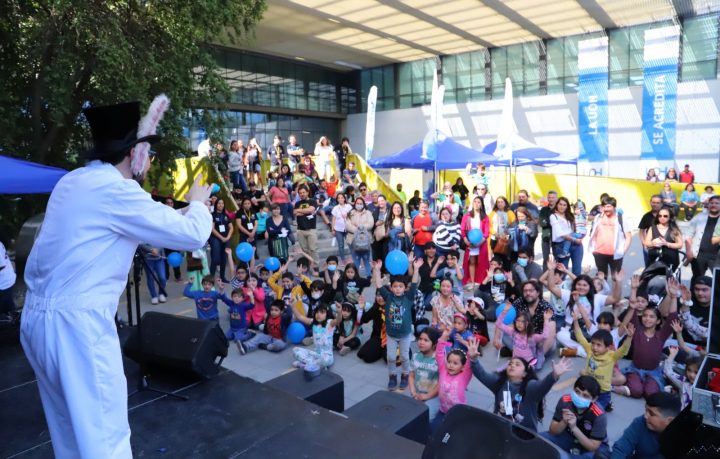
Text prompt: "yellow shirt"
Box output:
[[576, 330, 631, 392]]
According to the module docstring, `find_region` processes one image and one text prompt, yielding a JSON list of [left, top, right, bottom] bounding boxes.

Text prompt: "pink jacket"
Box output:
[[436, 340, 473, 413], [243, 287, 266, 325], [496, 308, 549, 364]]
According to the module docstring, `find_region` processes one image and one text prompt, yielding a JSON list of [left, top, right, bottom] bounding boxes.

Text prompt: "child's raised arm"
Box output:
[[372, 260, 383, 289], [225, 247, 236, 275], [411, 257, 423, 284], [430, 255, 445, 279]]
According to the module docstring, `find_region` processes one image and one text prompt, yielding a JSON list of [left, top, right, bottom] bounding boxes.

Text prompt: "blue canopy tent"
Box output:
[[0, 155, 68, 194], [481, 140, 564, 165], [481, 140, 579, 198], [368, 137, 498, 170]]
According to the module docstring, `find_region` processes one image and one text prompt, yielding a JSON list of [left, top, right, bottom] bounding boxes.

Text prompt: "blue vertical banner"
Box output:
[[577, 37, 609, 165], [641, 26, 679, 160]]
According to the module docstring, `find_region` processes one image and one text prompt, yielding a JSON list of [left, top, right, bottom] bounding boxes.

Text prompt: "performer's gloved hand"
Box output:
[[185, 174, 212, 203]]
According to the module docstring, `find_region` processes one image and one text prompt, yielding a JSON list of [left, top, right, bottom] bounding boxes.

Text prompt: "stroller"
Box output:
[[637, 249, 687, 305]]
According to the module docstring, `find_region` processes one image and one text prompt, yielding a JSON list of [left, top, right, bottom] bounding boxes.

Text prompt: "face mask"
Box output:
[[311, 292, 322, 300], [494, 273, 506, 283], [571, 391, 592, 410], [355, 204, 364, 211], [327, 264, 337, 272], [517, 258, 528, 267]]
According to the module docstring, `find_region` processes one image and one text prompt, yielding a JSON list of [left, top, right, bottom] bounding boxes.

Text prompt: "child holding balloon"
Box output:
[[373, 257, 422, 391], [496, 306, 554, 369]]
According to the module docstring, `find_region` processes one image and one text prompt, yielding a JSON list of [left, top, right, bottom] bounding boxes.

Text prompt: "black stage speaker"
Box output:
[[266, 369, 344, 412], [423, 405, 564, 459], [344, 390, 429, 444], [123, 312, 228, 379]]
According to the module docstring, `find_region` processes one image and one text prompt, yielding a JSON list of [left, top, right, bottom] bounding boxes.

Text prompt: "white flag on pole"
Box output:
[[365, 85, 378, 160]]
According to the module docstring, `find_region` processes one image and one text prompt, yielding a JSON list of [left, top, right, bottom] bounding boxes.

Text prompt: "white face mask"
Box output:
[[311, 292, 323, 300], [355, 204, 364, 211]]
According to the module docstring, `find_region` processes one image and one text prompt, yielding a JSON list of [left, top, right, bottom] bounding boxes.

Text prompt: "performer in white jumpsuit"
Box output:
[[21, 100, 213, 458]]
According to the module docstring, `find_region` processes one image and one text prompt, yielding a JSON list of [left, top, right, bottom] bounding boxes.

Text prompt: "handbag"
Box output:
[[494, 235, 510, 255]]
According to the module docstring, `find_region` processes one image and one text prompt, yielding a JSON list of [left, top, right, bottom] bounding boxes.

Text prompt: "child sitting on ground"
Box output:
[[616, 282, 678, 399], [572, 308, 635, 410], [664, 319, 701, 409], [184, 275, 223, 321], [430, 251, 464, 297], [333, 301, 361, 356], [219, 287, 255, 353], [465, 297, 489, 348], [409, 328, 440, 426], [449, 313, 473, 352], [240, 299, 293, 354], [242, 274, 266, 330], [541, 376, 610, 458], [291, 304, 335, 369], [470, 352, 572, 432], [496, 306, 553, 369], [433, 327, 475, 431]]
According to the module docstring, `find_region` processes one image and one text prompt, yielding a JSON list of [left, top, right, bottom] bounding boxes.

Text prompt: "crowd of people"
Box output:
[[146, 145, 717, 457]]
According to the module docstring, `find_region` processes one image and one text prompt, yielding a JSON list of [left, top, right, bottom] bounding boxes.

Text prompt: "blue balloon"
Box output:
[[410, 210, 419, 218], [468, 228, 483, 245], [502, 305, 517, 325], [264, 257, 281, 272], [167, 252, 183, 268], [385, 250, 409, 275], [287, 322, 306, 344], [235, 242, 253, 262], [211, 183, 220, 193]]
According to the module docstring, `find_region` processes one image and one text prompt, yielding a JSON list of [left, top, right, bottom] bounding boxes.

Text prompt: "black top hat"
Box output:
[[81, 102, 161, 160]]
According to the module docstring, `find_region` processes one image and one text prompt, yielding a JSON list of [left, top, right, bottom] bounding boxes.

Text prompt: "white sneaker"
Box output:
[[151, 297, 159, 305], [158, 294, 167, 303]]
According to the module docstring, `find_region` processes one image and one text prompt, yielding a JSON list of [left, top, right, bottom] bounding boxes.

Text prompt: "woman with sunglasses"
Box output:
[[643, 208, 683, 270]]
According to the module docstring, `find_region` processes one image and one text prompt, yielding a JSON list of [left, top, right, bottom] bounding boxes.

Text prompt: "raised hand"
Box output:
[[630, 274, 641, 290], [467, 336, 480, 360], [612, 269, 625, 283], [666, 276, 680, 298], [668, 345, 679, 358], [546, 257, 556, 272], [625, 322, 636, 337], [552, 357, 572, 378], [670, 319, 683, 334], [413, 257, 424, 268], [436, 255, 446, 265], [680, 285, 692, 302]]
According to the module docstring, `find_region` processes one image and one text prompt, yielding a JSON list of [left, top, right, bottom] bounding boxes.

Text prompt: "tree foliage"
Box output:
[[0, 0, 266, 237]]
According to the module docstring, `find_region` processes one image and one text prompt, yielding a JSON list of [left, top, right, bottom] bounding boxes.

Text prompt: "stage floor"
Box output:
[[0, 341, 423, 458]]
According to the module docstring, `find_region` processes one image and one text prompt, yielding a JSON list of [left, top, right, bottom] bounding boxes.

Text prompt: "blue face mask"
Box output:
[[493, 273, 506, 283], [571, 390, 592, 410], [258, 212, 267, 218], [517, 258, 528, 267], [327, 264, 337, 272]]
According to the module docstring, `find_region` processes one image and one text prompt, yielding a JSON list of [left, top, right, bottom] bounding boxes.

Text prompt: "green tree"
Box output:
[[0, 0, 266, 237]]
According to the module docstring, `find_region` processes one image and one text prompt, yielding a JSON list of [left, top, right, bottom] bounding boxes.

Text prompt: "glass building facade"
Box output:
[[356, 13, 720, 112], [201, 13, 720, 143]]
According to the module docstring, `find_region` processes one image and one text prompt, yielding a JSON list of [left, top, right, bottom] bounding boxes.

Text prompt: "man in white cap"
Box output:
[[21, 98, 213, 458]]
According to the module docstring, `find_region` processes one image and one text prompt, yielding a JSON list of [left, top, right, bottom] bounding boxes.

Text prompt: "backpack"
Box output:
[[352, 226, 372, 253]]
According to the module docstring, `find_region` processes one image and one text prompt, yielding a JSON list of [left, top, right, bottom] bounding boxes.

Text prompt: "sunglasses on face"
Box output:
[[658, 214, 670, 218]]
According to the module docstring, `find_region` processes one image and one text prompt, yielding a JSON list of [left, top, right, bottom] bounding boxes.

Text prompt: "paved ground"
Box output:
[[116, 215, 695, 444]]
